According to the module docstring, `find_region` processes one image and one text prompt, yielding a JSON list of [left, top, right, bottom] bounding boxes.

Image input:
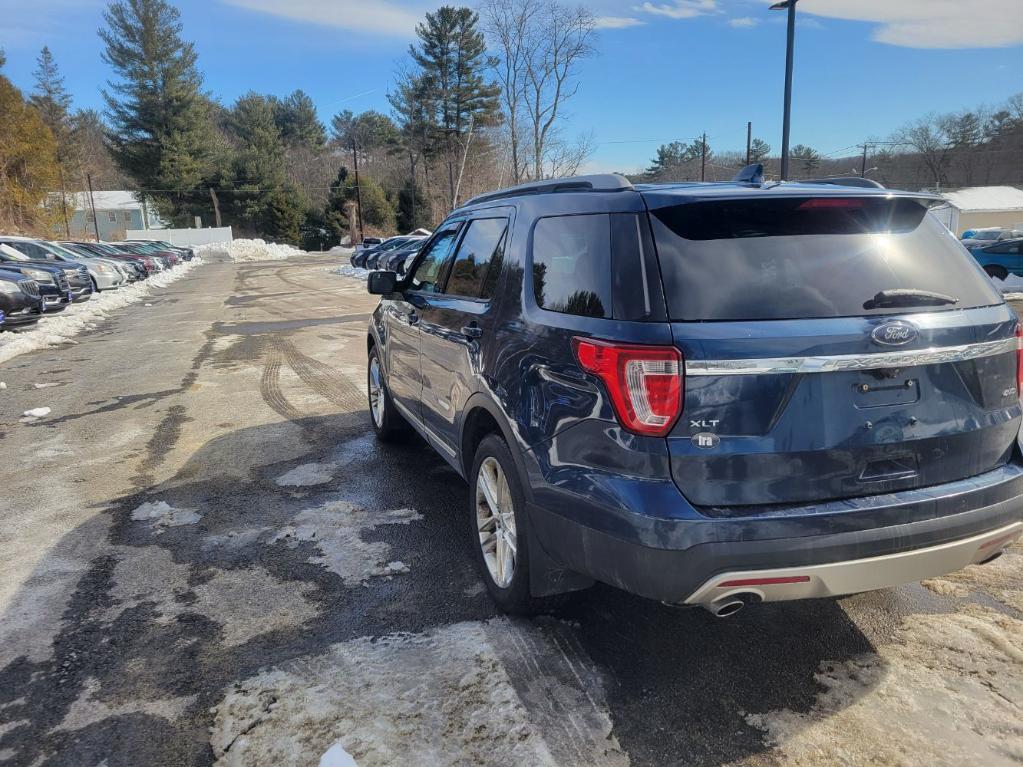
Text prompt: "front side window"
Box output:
[[532, 214, 611, 318], [410, 227, 461, 293], [446, 218, 508, 298]]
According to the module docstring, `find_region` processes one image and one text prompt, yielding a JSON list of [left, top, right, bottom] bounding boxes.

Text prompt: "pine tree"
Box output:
[[30, 47, 73, 144], [749, 138, 771, 164], [410, 6, 500, 208], [396, 181, 428, 232], [100, 0, 215, 221], [790, 144, 821, 175], [227, 93, 288, 235], [272, 90, 326, 149]]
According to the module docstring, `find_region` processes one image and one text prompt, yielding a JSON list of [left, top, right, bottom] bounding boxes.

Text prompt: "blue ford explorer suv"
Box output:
[[365, 167, 1023, 616]]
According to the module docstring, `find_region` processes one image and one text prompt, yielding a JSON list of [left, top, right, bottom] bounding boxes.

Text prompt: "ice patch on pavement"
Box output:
[[0, 259, 201, 367], [210, 619, 627, 767], [32, 382, 60, 389], [195, 239, 303, 263], [20, 407, 51, 420], [320, 742, 359, 767], [131, 501, 202, 532], [104, 546, 319, 647], [275, 462, 337, 487], [744, 605, 1023, 766], [54, 676, 196, 733], [269, 500, 422, 585]]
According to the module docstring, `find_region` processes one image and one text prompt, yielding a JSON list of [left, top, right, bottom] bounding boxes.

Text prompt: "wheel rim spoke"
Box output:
[[476, 457, 516, 589]]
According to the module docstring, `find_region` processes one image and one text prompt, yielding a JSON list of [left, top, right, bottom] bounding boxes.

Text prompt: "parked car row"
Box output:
[[0, 236, 193, 331], [350, 234, 429, 273]]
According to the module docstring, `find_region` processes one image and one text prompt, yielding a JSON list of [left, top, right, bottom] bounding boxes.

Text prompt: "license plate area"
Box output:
[[853, 375, 920, 408]]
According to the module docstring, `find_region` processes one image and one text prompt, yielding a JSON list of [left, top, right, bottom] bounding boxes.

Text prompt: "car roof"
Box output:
[[455, 173, 941, 216]]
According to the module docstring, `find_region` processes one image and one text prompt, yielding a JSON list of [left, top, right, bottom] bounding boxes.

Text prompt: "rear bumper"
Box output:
[[526, 462, 1023, 603], [685, 521, 1022, 605]]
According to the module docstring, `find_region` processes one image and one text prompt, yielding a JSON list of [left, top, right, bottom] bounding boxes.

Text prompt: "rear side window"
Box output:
[[533, 214, 610, 318], [445, 218, 507, 298], [649, 197, 1002, 321]]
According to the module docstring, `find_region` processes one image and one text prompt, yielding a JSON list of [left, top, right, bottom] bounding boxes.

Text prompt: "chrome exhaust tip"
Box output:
[[703, 595, 748, 618]]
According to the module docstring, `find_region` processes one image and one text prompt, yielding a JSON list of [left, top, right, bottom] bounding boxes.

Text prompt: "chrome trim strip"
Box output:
[[393, 399, 458, 458], [686, 337, 1018, 376]]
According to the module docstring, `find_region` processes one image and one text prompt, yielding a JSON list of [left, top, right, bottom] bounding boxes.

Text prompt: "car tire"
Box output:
[[984, 265, 1008, 281], [469, 434, 567, 615], [367, 346, 407, 441]]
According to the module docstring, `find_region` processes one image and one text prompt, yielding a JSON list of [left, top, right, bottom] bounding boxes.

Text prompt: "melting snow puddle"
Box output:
[[744, 605, 1023, 766], [268, 500, 421, 585], [210, 618, 627, 767], [131, 501, 202, 532], [921, 544, 1023, 612], [276, 462, 338, 487]]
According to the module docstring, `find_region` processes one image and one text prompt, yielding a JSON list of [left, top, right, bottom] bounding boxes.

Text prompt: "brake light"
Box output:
[[572, 337, 683, 437], [1016, 324, 1022, 398], [797, 197, 866, 210]]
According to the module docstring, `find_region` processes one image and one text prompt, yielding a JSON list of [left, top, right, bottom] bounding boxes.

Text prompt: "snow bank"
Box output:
[[210, 618, 626, 767], [336, 265, 369, 281], [0, 259, 201, 367], [195, 238, 304, 262], [995, 272, 1023, 299]]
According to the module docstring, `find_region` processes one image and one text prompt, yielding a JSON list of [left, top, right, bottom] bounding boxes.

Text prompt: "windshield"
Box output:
[[0, 244, 30, 261], [649, 196, 1002, 321], [46, 242, 86, 260]]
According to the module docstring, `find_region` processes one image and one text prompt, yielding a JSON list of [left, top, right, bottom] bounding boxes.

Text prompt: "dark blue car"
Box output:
[[365, 170, 1023, 616]]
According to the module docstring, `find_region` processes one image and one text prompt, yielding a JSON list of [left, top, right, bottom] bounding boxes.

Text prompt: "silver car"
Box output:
[[41, 241, 128, 291]]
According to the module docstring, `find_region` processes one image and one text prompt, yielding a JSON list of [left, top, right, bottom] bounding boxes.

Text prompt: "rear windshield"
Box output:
[[649, 196, 1002, 321]]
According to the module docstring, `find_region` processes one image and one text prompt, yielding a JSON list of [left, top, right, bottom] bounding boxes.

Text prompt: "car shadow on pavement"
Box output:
[[0, 415, 883, 767]]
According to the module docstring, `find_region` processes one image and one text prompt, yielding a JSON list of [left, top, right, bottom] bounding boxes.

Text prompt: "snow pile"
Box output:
[[130, 500, 202, 531], [210, 619, 626, 767], [336, 265, 369, 281], [195, 238, 303, 263], [995, 272, 1023, 298], [745, 605, 1023, 766], [0, 259, 201, 367]]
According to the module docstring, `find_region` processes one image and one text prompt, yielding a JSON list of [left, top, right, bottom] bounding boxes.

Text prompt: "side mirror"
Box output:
[[367, 270, 397, 295]]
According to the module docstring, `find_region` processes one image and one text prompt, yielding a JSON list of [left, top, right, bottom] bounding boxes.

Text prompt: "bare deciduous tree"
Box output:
[[483, 0, 596, 182]]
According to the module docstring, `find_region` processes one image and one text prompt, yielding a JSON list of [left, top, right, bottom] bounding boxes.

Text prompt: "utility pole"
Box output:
[[352, 140, 364, 244], [746, 122, 753, 166], [86, 173, 101, 242], [771, 0, 799, 180], [860, 143, 870, 177], [700, 132, 707, 182], [57, 165, 70, 238]]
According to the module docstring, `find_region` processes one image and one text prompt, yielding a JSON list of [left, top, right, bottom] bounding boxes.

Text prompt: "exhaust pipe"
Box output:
[[703, 594, 750, 618]]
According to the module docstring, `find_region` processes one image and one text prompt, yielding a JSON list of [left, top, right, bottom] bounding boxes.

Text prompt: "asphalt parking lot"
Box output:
[[0, 253, 1020, 767]]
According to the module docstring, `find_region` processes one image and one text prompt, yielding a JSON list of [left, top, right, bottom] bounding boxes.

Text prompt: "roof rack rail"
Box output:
[[801, 176, 886, 190], [461, 173, 634, 208]]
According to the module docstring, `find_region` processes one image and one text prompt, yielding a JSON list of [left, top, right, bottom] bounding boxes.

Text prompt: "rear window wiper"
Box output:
[[863, 289, 959, 310]]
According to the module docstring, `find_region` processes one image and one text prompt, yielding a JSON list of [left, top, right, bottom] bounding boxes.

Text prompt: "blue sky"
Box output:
[[1, 0, 1021, 172]]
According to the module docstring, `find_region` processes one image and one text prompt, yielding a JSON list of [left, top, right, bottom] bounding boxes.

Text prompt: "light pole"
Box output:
[[770, 0, 798, 180]]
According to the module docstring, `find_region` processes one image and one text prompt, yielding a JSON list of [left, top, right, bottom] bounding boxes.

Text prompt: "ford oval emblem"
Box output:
[[871, 321, 918, 346]]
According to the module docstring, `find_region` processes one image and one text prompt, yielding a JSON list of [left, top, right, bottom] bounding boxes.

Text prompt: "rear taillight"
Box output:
[[1016, 324, 1022, 398], [572, 337, 683, 437]]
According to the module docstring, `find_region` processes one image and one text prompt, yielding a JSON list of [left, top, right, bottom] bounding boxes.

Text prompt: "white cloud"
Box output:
[[772, 0, 1023, 49], [636, 0, 719, 21], [221, 0, 425, 36], [729, 16, 759, 28], [595, 16, 645, 29]]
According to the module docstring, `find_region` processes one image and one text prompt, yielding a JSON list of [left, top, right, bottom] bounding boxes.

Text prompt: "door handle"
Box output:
[[461, 323, 483, 339]]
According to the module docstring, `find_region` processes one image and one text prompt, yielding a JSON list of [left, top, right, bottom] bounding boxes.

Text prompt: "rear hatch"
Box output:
[[644, 191, 1021, 509]]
